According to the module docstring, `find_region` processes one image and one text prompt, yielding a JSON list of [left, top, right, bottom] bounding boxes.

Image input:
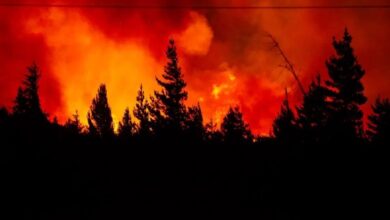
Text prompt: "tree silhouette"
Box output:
[[87, 112, 98, 137], [221, 106, 253, 145], [0, 31, 387, 219], [118, 108, 135, 140], [12, 63, 46, 122], [186, 103, 204, 141], [273, 90, 298, 144], [367, 97, 390, 146], [65, 111, 83, 135], [13, 87, 28, 116], [133, 85, 151, 138], [0, 107, 9, 128], [296, 75, 331, 144], [325, 28, 367, 143], [88, 84, 114, 139], [148, 95, 165, 136], [205, 118, 223, 144], [154, 39, 188, 134]]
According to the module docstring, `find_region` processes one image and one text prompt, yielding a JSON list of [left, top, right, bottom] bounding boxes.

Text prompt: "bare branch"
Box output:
[[266, 33, 306, 96]]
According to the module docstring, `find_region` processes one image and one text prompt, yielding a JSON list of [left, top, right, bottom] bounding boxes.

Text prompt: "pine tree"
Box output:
[[325, 28, 367, 143], [186, 103, 204, 141], [65, 111, 83, 135], [296, 75, 331, 144], [205, 118, 223, 144], [13, 87, 28, 116], [133, 85, 151, 138], [273, 90, 297, 144], [118, 108, 135, 140], [154, 39, 188, 133], [148, 95, 165, 136], [12, 63, 46, 122], [367, 97, 390, 145], [87, 112, 97, 137], [221, 106, 253, 145], [88, 84, 114, 138]]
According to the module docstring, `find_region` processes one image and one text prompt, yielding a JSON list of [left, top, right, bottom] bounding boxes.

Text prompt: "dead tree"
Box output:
[[266, 33, 306, 96]]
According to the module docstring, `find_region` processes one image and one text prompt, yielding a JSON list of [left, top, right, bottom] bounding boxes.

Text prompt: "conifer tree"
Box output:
[[205, 118, 223, 144], [296, 75, 331, 144], [221, 106, 253, 145], [13, 87, 28, 116], [154, 39, 188, 133], [148, 95, 165, 136], [88, 84, 114, 138], [273, 90, 297, 144], [133, 85, 151, 138], [367, 97, 390, 145], [118, 108, 135, 139], [186, 103, 204, 141], [87, 112, 97, 137], [65, 111, 83, 135], [13, 63, 46, 122], [325, 28, 367, 143]]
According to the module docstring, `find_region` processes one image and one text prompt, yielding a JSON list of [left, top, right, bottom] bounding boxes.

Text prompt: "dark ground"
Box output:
[[1, 140, 387, 219]]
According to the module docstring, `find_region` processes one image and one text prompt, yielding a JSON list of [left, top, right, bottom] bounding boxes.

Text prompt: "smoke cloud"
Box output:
[[1, 0, 389, 134]]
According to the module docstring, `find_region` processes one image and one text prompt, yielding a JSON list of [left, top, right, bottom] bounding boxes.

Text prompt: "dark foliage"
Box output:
[[154, 39, 188, 135], [273, 90, 298, 144], [133, 84, 152, 139], [368, 97, 390, 146], [185, 103, 204, 142], [221, 106, 253, 145], [88, 84, 114, 139], [325, 28, 367, 144], [13, 63, 47, 124], [64, 111, 83, 135], [296, 75, 332, 144], [0, 32, 387, 219], [118, 108, 135, 140]]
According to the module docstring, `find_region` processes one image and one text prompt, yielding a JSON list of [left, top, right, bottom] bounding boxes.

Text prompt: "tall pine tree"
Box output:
[[154, 39, 188, 134], [88, 84, 114, 138], [13, 63, 46, 122], [325, 28, 367, 143]]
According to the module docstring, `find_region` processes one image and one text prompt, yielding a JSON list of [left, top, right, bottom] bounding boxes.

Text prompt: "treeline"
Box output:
[[1, 29, 389, 147], [0, 28, 388, 219]]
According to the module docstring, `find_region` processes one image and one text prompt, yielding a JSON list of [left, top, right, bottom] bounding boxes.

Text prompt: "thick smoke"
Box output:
[[1, 0, 389, 134]]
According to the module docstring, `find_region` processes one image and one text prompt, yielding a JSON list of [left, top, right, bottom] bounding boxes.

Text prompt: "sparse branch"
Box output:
[[266, 33, 306, 96]]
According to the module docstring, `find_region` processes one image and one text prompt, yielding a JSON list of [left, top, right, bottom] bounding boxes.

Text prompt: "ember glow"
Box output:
[[1, 0, 390, 134]]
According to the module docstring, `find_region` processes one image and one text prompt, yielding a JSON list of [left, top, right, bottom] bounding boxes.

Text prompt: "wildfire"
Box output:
[[1, 0, 389, 134]]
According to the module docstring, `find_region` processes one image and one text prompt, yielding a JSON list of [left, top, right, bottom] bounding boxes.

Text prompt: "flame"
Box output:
[[26, 9, 163, 127], [1, 0, 390, 134]]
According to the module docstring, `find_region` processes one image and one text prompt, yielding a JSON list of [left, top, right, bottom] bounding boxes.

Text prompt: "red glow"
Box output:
[[1, 0, 390, 134]]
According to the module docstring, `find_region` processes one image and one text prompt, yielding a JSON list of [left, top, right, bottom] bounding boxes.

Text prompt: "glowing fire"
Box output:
[[24, 9, 218, 130], [1, 0, 388, 135], [25, 9, 163, 127]]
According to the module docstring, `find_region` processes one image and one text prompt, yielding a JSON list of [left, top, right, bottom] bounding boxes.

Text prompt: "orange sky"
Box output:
[[1, 0, 390, 134]]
